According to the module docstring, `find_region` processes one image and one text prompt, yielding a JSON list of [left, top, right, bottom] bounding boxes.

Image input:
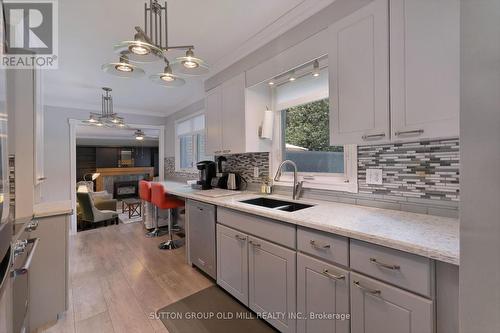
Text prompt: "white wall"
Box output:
[[40, 105, 166, 203], [460, 0, 500, 331], [164, 99, 205, 157]]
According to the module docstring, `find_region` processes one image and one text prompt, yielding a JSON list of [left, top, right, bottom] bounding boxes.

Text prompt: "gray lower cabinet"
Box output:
[[297, 253, 350, 333], [216, 224, 249, 305], [187, 200, 216, 279], [30, 214, 69, 330], [350, 272, 434, 333], [248, 235, 296, 333]]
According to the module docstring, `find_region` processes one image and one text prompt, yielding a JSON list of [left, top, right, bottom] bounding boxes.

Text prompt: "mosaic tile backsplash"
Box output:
[[358, 138, 460, 201], [216, 152, 270, 184]]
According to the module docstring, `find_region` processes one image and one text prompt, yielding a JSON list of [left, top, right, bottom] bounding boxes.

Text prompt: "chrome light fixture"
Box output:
[[312, 59, 320, 77], [101, 54, 145, 78], [103, 0, 209, 86], [149, 63, 186, 87], [83, 88, 128, 128], [135, 129, 145, 140]]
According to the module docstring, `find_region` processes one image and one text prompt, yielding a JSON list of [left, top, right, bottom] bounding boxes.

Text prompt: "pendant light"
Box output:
[[83, 88, 129, 128], [103, 0, 209, 85], [101, 54, 145, 78], [171, 48, 209, 76], [149, 63, 186, 87], [135, 129, 145, 140]]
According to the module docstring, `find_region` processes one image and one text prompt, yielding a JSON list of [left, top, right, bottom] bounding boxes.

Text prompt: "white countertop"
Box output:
[[33, 200, 73, 218], [160, 181, 460, 265]]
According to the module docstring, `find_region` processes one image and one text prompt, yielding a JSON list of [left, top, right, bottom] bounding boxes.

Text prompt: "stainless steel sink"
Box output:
[[239, 197, 313, 212]]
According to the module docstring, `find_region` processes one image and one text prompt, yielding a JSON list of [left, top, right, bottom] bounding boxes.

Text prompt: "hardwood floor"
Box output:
[[38, 220, 213, 333]]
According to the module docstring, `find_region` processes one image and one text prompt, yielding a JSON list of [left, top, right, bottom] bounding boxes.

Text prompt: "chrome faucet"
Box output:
[[274, 160, 304, 200]]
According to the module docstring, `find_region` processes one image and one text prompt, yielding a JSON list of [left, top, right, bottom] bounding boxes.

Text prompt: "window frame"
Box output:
[[174, 112, 208, 172], [271, 84, 358, 193]]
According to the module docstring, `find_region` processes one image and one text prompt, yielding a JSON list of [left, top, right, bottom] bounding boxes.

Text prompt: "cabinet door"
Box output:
[[221, 73, 246, 154], [205, 87, 223, 154], [350, 272, 433, 333], [216, 224, 248, 305], [297, 253, 349, 333], [248, 236, 296, 333], [33, 68, 45, 185], [329, 0, 389, 145], [390, 0, 459, 141]]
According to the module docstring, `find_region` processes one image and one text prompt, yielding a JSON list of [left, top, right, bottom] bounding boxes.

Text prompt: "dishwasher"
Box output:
[[187, 200, 216, 279]]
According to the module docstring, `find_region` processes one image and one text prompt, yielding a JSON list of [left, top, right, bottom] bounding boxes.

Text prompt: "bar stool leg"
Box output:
[[146, 205, 168, 238], [159, 209, 184, 250]]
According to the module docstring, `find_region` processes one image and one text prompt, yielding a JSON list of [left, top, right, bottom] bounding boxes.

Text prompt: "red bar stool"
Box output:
[[140, 180, 166, 238], [151, 183, 185, 250]]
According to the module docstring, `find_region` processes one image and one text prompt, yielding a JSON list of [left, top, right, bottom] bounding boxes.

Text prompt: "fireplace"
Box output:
[[113, 181, 138, 199]]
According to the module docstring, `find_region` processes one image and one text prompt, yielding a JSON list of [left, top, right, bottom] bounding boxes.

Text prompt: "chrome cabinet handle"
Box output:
[[223, 150, 231, 153], [26, 219, 39, 232], [395, 129, 424, 136], [235, 234, 247, 241], [310, 240, 331, 249], [353, 280, 381, 295], [370, 258, 400, 270], [12, 238, 40, 278], [249, 240, 261, 248], [362, 133, 386, 140], [13, 240, 28, 257], [37, 177, 47, 181], [322, 269, 345, 280]]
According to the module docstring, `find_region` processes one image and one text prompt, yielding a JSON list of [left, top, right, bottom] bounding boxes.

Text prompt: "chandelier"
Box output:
[[84, 88, 127, 128], [102, 0, 209, 87]]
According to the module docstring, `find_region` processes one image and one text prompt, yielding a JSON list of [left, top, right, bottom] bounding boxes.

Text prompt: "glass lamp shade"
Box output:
[[77, 185, 89, 193], [149, 72, 186, 87], [171, 55, 209, 76], [101, 61, 145, 78], [114, 40, 164, 63]]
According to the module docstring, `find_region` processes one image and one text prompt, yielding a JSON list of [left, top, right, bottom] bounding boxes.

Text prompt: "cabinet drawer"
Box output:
[[297, 227, 349, 266], [350, 240, 433, 297], [217, 208, 296, 248]]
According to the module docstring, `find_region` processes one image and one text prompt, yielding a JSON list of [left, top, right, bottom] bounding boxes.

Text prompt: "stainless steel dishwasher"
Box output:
[[187, 200, 216, 279]]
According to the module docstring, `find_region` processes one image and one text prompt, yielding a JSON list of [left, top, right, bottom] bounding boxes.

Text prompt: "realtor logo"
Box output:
[[1, 0, 58, 68]]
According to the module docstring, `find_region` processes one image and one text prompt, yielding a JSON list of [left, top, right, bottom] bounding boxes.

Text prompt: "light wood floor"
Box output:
[[38, 220, 213, 333]]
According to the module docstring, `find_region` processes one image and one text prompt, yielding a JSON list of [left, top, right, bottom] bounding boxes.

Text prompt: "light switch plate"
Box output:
[[253, 167, 259, 178], [366, 168, 383, 185]]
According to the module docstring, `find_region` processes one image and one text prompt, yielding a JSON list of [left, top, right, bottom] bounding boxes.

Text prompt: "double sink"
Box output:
[[239, 197, 313, 212]]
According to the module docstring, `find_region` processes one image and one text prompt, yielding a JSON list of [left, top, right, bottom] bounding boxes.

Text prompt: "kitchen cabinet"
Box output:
[[205, 73, 245, 155], [33, 68, 45, 185], [390, 0, 459, 141], [350, 272, 433, 333], [29, 214, 69, 329], [187, 200, 216, 279], [216, 224, 249, 305], [205, 86, 223, 155], [329, 0, 390, 145], [205, 73, 272, 155], [297, 253, 349, 333], [248, 235, 296, 333]]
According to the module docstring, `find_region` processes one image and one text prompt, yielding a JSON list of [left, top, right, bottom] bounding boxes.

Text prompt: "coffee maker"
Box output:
[[192, 161, 216, 190]]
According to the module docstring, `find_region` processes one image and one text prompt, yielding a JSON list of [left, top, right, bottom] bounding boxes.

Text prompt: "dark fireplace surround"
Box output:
[[114, 181, 139, 199]]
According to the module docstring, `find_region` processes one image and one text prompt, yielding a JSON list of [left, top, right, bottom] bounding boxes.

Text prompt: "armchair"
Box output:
[[77, 192, 118, 229]]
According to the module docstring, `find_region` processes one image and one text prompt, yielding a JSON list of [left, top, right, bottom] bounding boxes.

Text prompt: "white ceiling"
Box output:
[[44, 0, 335, 116]]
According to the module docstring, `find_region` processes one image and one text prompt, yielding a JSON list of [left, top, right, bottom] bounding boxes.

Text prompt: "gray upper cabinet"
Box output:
[[248, 235, 297, 333], [390, 0, 459, 141], [216, 224, 249, 305], [329, 0, 390, 145], [350, 272, 434, 333], [297, 253, 349, 333]]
